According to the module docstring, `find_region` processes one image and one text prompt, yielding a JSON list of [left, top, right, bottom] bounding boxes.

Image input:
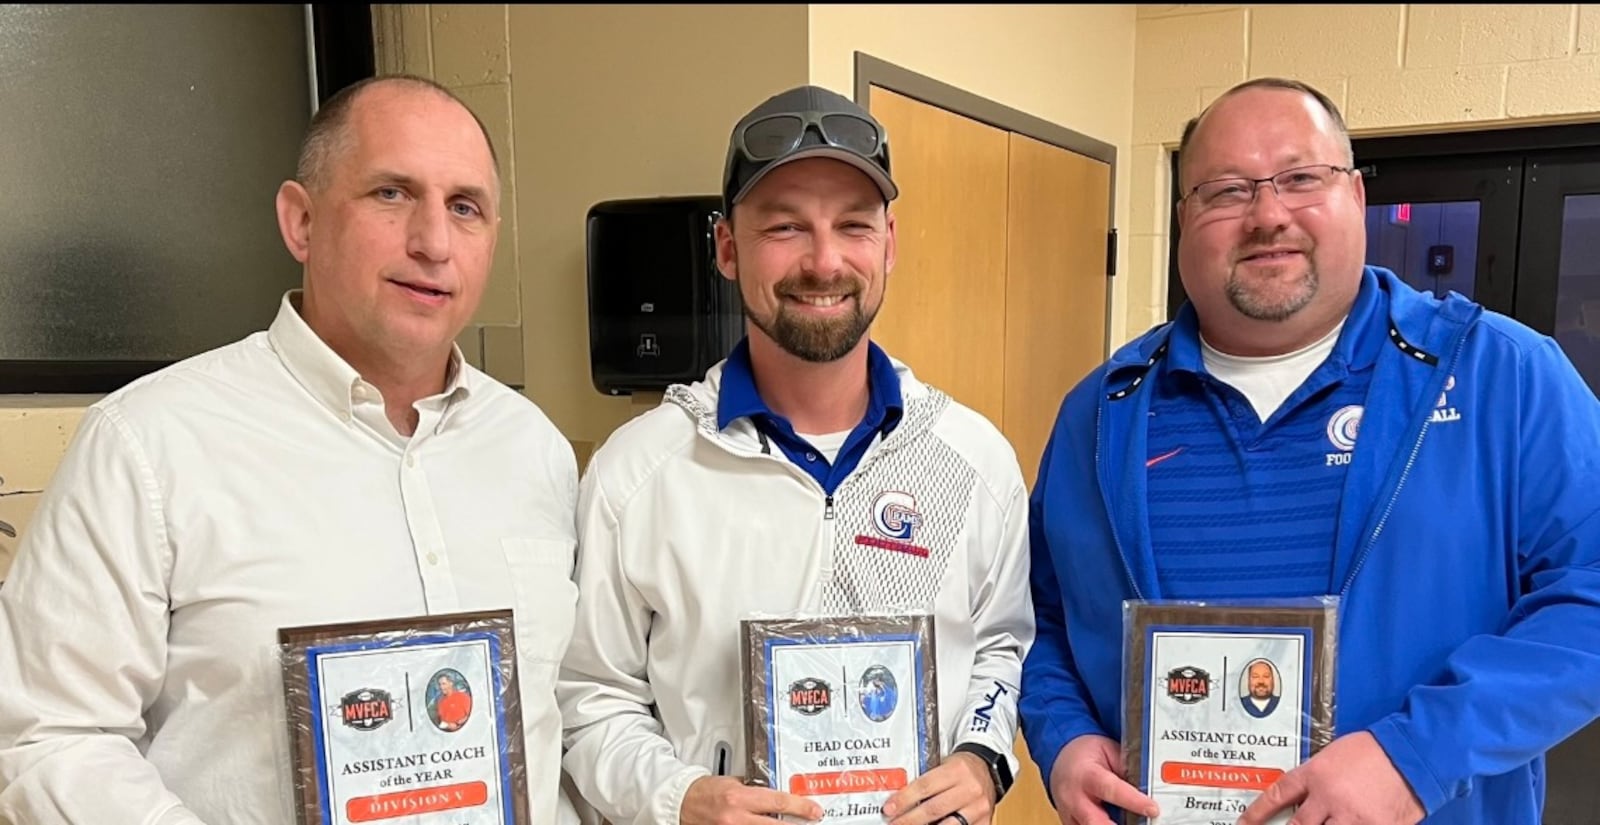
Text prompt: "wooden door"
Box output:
[[1003, 132, 1111, 487], [866, 86, 1011, 428], [865, 86, 1115, 825]]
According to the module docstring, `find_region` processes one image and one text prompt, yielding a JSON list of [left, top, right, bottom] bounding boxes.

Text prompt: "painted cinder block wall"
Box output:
[[1123, 3, 1600, 341]]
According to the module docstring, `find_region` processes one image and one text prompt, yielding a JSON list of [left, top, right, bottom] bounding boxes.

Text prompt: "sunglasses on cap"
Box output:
[[732, 110, 887, 164]]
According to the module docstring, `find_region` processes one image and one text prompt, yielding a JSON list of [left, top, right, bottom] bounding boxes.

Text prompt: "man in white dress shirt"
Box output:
[[0, 75, 580, 825]]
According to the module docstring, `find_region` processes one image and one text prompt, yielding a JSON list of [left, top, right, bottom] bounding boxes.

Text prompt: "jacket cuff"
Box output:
[[654, 764, 712, 825], [1366, 716, 1449, 816]]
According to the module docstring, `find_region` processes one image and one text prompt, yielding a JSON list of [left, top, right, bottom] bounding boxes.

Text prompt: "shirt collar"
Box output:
[[1165, 269, 1387, 379], [715, 337, 904, 434], [267, 290, 471, 422]]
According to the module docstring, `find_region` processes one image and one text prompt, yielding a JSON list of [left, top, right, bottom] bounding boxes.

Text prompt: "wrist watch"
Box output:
[[953, 742, 1014, 802]]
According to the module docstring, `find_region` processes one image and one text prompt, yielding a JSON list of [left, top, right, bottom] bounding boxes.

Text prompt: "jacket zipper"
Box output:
[[1339, 331, 1472, 596], [1097, 384, 1144, 600]]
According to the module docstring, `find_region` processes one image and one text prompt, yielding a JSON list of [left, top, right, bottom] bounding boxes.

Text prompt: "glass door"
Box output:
[[1516, 150, 1600, 397], [1357, 153, 1524, 317]]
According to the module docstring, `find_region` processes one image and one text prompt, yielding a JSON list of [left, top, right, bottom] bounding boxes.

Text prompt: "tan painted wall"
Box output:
[[808, 3, 1138, 344], [0, 4, 805, 568], [376, 3, 809, 454], [508, 4, 808, 449], [382, 3, 1135, 447], [1128, 3, 1600, 340], [9, 5, 1595, 570]]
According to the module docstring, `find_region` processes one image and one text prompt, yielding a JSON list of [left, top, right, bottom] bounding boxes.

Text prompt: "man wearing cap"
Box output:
[[556, 85, 1034, 825]]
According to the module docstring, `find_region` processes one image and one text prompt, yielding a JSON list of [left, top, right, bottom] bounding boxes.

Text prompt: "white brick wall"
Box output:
[[1126, 3, 1600, 344]]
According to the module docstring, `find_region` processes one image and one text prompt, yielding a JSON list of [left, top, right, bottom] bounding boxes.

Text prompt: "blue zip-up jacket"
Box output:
[[1020, 267, 1600, 823]]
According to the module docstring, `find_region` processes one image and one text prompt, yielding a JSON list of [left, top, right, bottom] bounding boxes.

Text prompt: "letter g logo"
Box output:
[[871, 491, 922, 540]]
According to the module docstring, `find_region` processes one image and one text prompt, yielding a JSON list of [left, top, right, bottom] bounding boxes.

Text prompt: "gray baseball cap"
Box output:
[[721, 85, 898, 214]]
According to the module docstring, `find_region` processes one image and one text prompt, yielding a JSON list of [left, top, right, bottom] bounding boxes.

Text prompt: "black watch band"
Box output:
[[952, 742, 1014, 802]]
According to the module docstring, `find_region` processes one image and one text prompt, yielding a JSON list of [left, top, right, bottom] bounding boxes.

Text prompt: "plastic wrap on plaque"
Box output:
[[277, 609, 530, 825], [1121, 597, 1337, 825], [741, 613, 940, 825]]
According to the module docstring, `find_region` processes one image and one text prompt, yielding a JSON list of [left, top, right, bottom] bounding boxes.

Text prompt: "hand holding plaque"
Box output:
[[741, 614, 940, 825], [1121, 598, 1337, 825], [277, 610, 531, 825]]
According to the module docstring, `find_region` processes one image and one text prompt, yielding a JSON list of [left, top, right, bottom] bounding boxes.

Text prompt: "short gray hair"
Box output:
[[294, 74, 500, 192]]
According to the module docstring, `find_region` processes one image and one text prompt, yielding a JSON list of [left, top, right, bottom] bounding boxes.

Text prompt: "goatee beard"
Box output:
[[743, 275, 878, 363]]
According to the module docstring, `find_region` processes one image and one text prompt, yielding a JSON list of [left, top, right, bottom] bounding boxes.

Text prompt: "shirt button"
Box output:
[[805, 452, 817, 462], [352, 386, 366, 401], [426, 552, 438, 565], [406, 455, 416, 468]]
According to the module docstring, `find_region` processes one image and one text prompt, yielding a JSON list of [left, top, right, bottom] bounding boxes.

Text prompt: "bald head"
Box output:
[[1178, 77, 1351, 193], [294, 75, 500, 194]]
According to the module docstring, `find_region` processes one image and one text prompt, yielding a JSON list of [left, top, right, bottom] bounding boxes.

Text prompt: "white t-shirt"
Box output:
[[1201, 320, 1344, 423]]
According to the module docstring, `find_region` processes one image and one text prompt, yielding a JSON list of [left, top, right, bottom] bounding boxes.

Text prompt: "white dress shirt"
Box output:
[[0, 293, 580, 825]]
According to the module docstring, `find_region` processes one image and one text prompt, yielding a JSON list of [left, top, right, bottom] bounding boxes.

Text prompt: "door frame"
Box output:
[[1359, 154, 1524, 316], [1516, 149, 1600, 335], [852, 52, 1120, 354]]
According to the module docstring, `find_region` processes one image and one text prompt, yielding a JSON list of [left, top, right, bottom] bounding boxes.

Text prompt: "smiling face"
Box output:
[[275, 81, 499, 375], [1249, 662, 1275, 699], [1176, 86, 1367, 355], [715, 157, 896, 363]]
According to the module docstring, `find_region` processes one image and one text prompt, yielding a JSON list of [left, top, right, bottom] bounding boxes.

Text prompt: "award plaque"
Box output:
[[278, 609, 530, 825], [741, 614, 940, 825], [1122, 599, 1337, 825]]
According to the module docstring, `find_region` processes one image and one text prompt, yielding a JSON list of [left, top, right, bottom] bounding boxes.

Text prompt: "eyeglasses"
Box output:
[[734, 110, 886, 164], [1181, 164, 1356, 218]]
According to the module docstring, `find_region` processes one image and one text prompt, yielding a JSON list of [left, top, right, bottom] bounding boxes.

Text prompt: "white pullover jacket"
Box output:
[[557, 356, 1035, 825]]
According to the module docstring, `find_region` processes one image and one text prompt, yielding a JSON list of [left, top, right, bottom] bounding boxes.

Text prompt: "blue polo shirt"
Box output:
[[716, 338, 904, 495], [1146, 279, 1386, 598]]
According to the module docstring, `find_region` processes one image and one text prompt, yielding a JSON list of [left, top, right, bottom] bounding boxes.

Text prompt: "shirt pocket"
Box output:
[[500, 536, 579, 667]]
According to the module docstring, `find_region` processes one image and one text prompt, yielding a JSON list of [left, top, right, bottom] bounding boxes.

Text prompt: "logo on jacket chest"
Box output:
[[1324, 405, 1363, 466], [853, 491, 930, 558], [1431, 374, 1461, 424]]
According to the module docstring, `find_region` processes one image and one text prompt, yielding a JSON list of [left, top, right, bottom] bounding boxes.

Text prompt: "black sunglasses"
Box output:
[[734, 110, 886, 163]]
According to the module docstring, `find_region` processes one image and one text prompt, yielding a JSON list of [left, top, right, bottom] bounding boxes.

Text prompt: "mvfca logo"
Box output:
[[871, 491, 923, 540], [1165, 666, 1211, 704]]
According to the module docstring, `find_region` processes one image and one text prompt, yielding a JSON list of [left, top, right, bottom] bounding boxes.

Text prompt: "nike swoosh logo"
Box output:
[[1146, 447, 1186, 468]]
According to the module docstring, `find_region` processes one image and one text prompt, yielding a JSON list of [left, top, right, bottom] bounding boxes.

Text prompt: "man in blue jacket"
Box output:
[[1020, 76, 1600, 825]]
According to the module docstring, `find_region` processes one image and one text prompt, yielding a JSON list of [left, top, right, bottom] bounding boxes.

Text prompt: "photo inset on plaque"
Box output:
[[741, 614, 940, 825], [428, 668, 474, 733], [1237, 658, 1282, 720], [278, 610, 531, 825], [1122, 599, 1337, 825]]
